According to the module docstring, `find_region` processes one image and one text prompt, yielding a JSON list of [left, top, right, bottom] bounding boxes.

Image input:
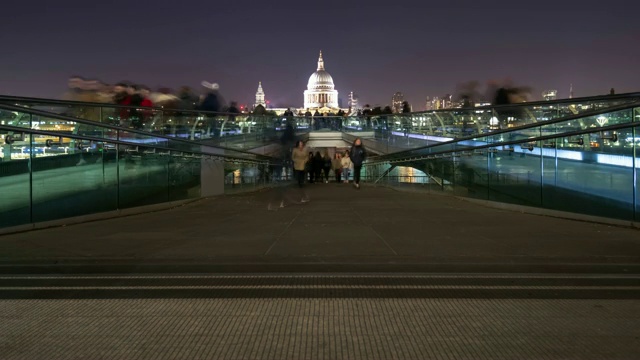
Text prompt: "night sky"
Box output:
[[1, 1, 639, 109]]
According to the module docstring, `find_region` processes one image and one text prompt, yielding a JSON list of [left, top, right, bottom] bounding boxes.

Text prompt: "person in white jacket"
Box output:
[[341, 150, 352, 183]]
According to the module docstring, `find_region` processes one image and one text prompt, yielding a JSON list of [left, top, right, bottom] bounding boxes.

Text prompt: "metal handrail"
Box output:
[[0, 124, 270, 165], [2, 92, 640, 116], [0, 103, 272, 160], [0, 95, 233, 116], [369, 101, 639, 161], [366, 119, 639, 165], [402, 92, 640, 115]]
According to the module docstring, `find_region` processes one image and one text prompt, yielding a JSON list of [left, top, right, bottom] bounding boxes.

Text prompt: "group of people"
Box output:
[[293, 138, 366, 190], [269, 137, 367, 210], [301, 146, 366, 186], [62, 76, 235, 127], [63, 76, 218, 109]]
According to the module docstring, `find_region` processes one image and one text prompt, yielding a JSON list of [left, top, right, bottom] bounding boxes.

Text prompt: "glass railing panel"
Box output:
[[422, 158, 450, 192], [117, 128, 175, 153], [487, 139, 543, 207], [342, 116, 366, 131], [450, 143, 491, 200], [0, 109, 31, 130], [0, 108, 118, 146], [635, 125, 640, 222], [452, 108, 492, 137], [0, 130, 31, 228], [367, 97, 639, 146], [392, 165, 430, 185], [118, 143, 170, 209], [148, 112, 202, 139], [305, 115, 344, 131], [31, 138, 118, 223], [98, 106, 163, 132], [539, 108, 635, 138], [224, 161, 268, 194], [168, 152, 202, 201], [541, 127, 635, 220]]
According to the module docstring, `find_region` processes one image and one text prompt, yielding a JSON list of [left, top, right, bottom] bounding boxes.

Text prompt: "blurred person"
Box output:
[[492, 82, 530, 128], [94, 81, 113, 103], [307, 151, 315, 183], [129, 85, 153, 130], [281, 118, 295, 146], [112, 82, 131, 125], [61, 76, 103, 122], [362, 104, 372, 129], [313, 151, 324, 184], [253, 104, 267, 115], [341, 149, 352, 183], [322, 150, 332, 183], [332, 153, 342, 183], [178, 86, 198, 110], [62, 75, 85, 101], [199, 81, 222, 137], [76, 79, 103, 121], [313, 109, 321, 130], [292, 141, 310, 200], [227, 101, 240, 122], [152, 87, 179, 107], [268, 140, 310, 210], [198, 82, 221, 112], [349, 138, 367, 189]]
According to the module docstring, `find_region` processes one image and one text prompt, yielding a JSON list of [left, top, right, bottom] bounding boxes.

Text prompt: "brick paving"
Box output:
[[2, 295, 639, 359]]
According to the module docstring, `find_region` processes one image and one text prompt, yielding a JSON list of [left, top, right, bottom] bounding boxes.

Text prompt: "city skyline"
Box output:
[[0, 1, 638, 108]]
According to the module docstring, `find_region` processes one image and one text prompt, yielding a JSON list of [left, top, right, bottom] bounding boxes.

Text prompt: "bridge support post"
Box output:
[[200, 158, 225, 197]]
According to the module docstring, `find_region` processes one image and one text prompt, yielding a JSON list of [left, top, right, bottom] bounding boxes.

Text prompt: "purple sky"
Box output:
[[1, 1, 639, 109]]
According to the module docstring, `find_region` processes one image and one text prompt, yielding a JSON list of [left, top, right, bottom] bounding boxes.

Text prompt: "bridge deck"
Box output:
[[1, 183, 638, 273], [2, 185, 640, 359]]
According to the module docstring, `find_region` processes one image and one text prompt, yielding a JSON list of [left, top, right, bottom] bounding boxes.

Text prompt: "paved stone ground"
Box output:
[[2, 292, 639, 359], [0, 184, 638, 273], [1, 185, 639, 359]]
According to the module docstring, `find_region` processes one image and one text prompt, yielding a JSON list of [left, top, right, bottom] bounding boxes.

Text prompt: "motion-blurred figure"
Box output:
[[178, 86, 198, 111], [62, 76, 85, 102], [489, 78, 531, 128], [199, 82, 221, 113], [112, 82, 132, 126], [198, 81, 222, 137], [129, 85, 153, 130]]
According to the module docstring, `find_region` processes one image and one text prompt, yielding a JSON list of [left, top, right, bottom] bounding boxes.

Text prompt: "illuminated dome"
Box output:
[[304, 51, 339, 110], [307, 59, 335, 91]]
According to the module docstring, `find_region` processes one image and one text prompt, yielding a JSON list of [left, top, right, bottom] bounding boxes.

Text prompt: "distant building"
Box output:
[[425, 97, 433, 111], [392, 92, 404, 113], [428, 95, 453, 110], [348, 91, 359, 111], [254, 82, 266, 108], [569, 84, 574, 99], [542, 90, 557, 101], [443, 94, 452, 109]]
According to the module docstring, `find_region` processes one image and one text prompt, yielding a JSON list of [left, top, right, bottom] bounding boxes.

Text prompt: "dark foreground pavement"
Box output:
[[1, 185, 639, 359], [0, 183, 638, 273]]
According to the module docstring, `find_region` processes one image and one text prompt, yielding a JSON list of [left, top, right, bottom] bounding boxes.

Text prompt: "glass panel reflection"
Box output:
[[31, 138, 118, 222], [0, 131, 31, 227], [168, 153, 202, 201], [118, 143, 170, 208]]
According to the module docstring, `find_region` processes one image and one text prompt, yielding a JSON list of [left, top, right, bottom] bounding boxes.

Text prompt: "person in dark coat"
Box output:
[[349, 138, 367, 189], [313, 151, 324, 184]]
